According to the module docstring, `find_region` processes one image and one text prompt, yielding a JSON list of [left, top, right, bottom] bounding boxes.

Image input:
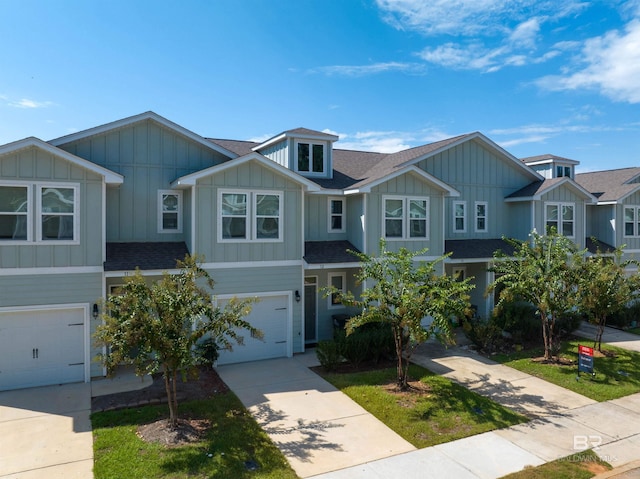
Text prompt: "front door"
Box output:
[[304, 277, 317, 343]]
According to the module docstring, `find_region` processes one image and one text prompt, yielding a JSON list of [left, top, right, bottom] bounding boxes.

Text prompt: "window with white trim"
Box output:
[[295, 141, 325, 175], [219, 189, 282, 242], [453, 201, 466, 233], [475, 201, 488, 233], [556, 166, 572, 178], [624, 206, 640, 237], [545, 202, 574, 237], [383, 196, 428, 240], [158, 190, 182, 233], [38, 185, 78, 242], [0, 184, 30, 241], [328, 272, 346, 308], [328, 198, 345, 233]]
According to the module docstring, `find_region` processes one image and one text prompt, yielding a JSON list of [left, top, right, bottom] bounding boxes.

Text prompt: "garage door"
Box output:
[[217, 294, 290, 365], [0, 308, 86, 391]]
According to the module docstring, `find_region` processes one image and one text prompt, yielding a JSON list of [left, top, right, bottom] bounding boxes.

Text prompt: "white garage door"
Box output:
[[217, 294, 290, 365], [0, 308, 86, 391]]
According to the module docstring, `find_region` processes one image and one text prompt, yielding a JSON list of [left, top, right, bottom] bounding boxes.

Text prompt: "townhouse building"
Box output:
[[0, 111, 630, 390]]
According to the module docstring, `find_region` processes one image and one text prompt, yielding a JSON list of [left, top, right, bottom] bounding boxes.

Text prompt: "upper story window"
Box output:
[[328, 198, 345, 233], [158, 190, 182, 233], [0, 182, 79, 243], [556, 165, 572, 178], [545, 202, 574, 237], [219, 189, 282, 242], [383, 196, 428, 240], [453, 201, 466, 233], [0, 184, 29, 241], [39, 185, 77, 241], [624, 206, 640, 237], [475, 201, 488, 233], [295, 140, 325, 175]]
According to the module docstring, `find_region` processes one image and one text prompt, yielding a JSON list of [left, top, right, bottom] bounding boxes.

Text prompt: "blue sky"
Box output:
[[1, 0, 639, 172]]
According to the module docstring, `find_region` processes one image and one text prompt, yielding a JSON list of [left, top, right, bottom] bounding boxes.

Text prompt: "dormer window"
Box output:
[[556, 165, 572, 178], [296, 141, 325, 175]]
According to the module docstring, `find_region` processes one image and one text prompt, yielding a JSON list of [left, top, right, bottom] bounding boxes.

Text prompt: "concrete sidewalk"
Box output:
[[574, 322, 640, 353]]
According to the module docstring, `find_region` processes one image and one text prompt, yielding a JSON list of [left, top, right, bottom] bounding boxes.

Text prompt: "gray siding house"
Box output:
[[0, 111, 627, 390]]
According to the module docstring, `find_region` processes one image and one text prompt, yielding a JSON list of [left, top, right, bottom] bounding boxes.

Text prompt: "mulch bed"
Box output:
[[91, 366, 229, 413]]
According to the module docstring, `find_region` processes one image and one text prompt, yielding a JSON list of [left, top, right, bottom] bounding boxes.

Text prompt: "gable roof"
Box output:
[[575, 167, 640, 203], [0, 137, 123, 184], [49, 111, 238, 159], [105, 242, 189, 271], [170, 152, 321, 191], [252, 127, 339, 152], [522, 154, 580, 166], [505, 177, 597, 203]]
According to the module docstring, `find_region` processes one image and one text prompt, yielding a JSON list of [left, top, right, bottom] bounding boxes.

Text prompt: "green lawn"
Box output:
[[627, 326, 640, 335], [91, 393, 298, 479], [499, 450, 611, 479], [319, 364, 527, 448], [493, 339, 640, 401]]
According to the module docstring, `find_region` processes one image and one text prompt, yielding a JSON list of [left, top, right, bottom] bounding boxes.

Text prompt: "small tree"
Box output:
[[489, 229, 583, 361], [94, 255, 261, 427], [330, 240, 473, 390], [577, 246, 640, 352]]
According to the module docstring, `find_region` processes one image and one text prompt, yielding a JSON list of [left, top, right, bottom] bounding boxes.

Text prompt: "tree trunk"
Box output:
[[393, 326, 407, 390], [164, 366, 178, 428], [594, 317, 606, 352], [541, 314, 552, 361]]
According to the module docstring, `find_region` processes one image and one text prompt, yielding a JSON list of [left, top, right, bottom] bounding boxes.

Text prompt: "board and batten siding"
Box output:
[[305, 195, 348, 241], [260, 140, 289, 168], [536, 187, 587, 245], [0, 146, 104, 268], [366, 173, 445, 256], [57, 120, 229, 243], [505, 202, 534, 239], [0, 272, 103, 376], [618, 190, 640, 250], [193, 161, 304, 263], [206, 264, 304, 353], [346, 194, 365, 252], [586, 204, 616, 248], [418, 140, 536, 241]]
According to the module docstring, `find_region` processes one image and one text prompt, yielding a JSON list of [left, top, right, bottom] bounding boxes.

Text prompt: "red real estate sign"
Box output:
[[578, 344, 594, 374]]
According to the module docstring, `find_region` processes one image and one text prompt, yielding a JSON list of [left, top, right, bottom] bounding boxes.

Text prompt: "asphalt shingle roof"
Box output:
[[304, 241, 361, 264], [575, 167, 640, 202], [105, 242, 190, 271], [445, 239, 516, 259]]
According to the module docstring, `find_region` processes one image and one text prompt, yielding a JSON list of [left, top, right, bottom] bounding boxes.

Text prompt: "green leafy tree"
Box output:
[[577, 246, 640, 352], [94, 255, 260, 427], [489, 229, 583, 361], [329, 240, 473, 390]]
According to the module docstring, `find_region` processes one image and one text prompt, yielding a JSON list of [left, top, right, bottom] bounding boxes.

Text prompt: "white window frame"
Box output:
[[623, 206, 640, 237], [218, 189, 283, 243], [294, 140, 326, 176], [453, 201, 467, 233], [158, 190, 183, 234], [328, 272, 346, 309], [0, 181, 32, 243], [328, 197, 345, 233], [382, 196, 429, 240], [474, 201, 488, 233], [36, 183, 80, 244], [545, 202, 575, 238]]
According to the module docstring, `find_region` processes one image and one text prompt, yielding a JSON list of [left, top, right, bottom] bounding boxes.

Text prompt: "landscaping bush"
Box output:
[[608, 301, 640, 328], [462, 316, 505, 353], [491, 300, 539, 344], [316, 339, 343, 371]]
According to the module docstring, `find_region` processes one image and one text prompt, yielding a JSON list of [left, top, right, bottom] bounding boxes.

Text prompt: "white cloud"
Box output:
[[7, 98, 54, 109], [331, 127, 453, 153], [535, 20, 640, 103], [309, 62, 425, 77]]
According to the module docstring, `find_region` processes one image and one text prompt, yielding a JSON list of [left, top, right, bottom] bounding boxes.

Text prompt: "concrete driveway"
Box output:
[[0, 382, 93, 479], [216, 353, 415, 478]]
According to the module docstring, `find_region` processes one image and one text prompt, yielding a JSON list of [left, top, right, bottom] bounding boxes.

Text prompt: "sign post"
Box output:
[[577, 344, 594, 379]]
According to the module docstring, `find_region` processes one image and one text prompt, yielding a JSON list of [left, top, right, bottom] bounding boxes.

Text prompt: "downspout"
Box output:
[[190, 185, 196, 254], [300, 185, 306, 353]]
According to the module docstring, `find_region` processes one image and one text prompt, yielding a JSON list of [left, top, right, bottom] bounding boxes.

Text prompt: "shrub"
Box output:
[[492, 301, 539, 344], [462, 316, 505, 353], [316, 339, 343, 371]]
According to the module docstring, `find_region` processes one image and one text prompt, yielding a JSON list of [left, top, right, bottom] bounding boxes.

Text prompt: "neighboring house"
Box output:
[[0, 111, 623, 390]]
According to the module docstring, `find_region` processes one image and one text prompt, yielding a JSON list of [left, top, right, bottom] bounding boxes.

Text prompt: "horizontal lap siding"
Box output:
[[0, 272, 103, 376], [0, 147, 103, 268]]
